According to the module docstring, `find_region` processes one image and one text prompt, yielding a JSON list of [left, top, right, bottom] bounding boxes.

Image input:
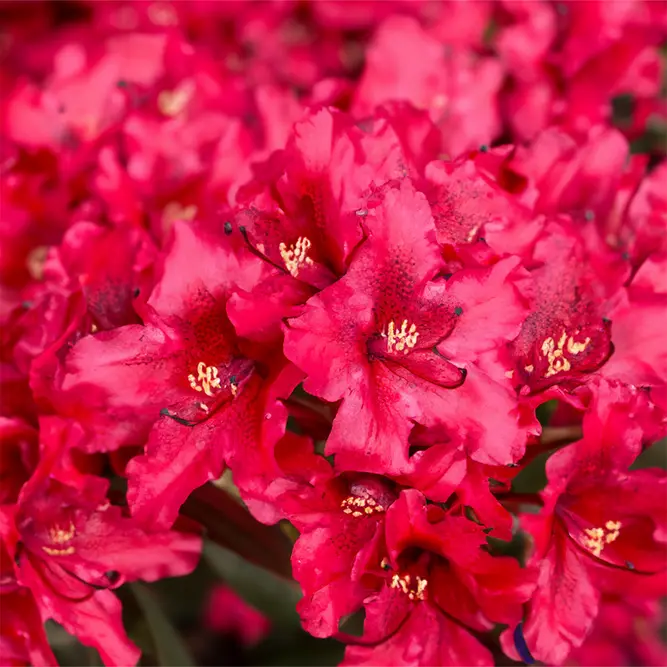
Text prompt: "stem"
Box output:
[[180, 483, 294, 580], [540, 425, 582, 447]]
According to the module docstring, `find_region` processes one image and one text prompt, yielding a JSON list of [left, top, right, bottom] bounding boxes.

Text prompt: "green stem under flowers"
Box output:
[[181, 483, 294, 580]]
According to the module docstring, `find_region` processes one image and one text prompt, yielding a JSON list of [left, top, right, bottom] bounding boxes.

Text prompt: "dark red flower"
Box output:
[[273, 435, 398, 637], [233, 107, 419, 292], [506, 217, 628, 398]]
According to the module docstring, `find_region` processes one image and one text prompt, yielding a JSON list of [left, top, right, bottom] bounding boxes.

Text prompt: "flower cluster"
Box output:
[[1, 1, 666, 666]]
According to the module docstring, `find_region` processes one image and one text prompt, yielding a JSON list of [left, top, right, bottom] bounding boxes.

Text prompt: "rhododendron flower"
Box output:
[[1, 419, 201, 666], [353, 16, 503, 157], [513, 381, 667, 664], [1, 2, 666, 665], [285, 181, 532, 475], [343, 490, 534, 666], [205, 585, 270, 646]]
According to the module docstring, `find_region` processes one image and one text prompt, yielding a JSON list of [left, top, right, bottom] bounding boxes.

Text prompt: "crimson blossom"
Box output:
[[1, 1, 667, 666]]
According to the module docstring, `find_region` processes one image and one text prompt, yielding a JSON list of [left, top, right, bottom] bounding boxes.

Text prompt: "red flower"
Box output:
[[0, 421, 201, 666], [565, 595, 667, 667], [507, 217, 628, 397], [234, 107, 419, 291], [342, 490, 534, 666], [285, 181, 532, 475], [515, 380, 667, 664], [205, 585, 270, 646], [353, 16, 503, 157], [0, 538, 56, 667], [56, 219, 300, 527]]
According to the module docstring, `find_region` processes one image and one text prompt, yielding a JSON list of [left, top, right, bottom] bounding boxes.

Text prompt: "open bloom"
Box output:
[[513, 380, 667, 664], [285, 180, 532, 475], [1, 418, 201, 666], [343, 490, 534, 666]]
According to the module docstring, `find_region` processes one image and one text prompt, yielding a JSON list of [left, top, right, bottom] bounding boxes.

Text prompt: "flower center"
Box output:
[[340, 495, 385, 517], [382, 319, 419, 355], [390, 572, 428, 601], [541, 329, 591, 378], [158, 80, 195, 117], [279, 237, 314, 277], [188, 361, 222, 397], [43, 522, 76, 556], [580, 520, 622, 558]]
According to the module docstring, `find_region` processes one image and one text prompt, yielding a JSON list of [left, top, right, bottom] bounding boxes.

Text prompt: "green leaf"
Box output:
[[130, 582, 194, 667], [203, 540, 302, 630], [631, 437, 667, 470]]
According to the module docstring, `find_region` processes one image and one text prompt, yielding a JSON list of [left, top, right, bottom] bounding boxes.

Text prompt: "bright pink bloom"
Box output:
[[514, 381, 667, 664], [342, 490, 534, 666], [284, 181, 531, 475], [353, 16, 503, 157], [1, 418, 201, 666]]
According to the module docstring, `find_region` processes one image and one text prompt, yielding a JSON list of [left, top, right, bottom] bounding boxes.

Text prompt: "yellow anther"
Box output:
[[43, 523, 76, 556], [390, 573, 428, 600], [385, 319, 419, 355], [340, 495, 385, 517], [49, 523, 75, 544], [567, 336, 591, 355], [188, 362, 221, 397], [581, 520, 622, 558], [42, 546, 75, 556], [163, 201, 197, 226], [541, 329, 591, 378], [279, 237, 314, 277], [158, 80, 195, 117]]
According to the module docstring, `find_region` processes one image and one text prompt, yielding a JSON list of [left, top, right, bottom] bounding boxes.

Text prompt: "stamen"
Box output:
[[49, 523, 75, 544], [279, 237, 314, 277], [163, 201, 197, 226], [188, 362, 221, 397], [541, 329, 591, 378], [384, 319, 419, 354], [42, 523, 76, 556], [390, 572, 428, 601], [340, 495, 385, 517], [581, 520, 622, 557], [158, 80, 195, 117]]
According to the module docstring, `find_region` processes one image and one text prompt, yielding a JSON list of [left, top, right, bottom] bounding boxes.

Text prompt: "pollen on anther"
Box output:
[[390, 572, 428, 600], [279, 237, 314, 277], [340, 495, 385, 517], [188, 362, 221, 397], [386, 319, 419, 355]]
